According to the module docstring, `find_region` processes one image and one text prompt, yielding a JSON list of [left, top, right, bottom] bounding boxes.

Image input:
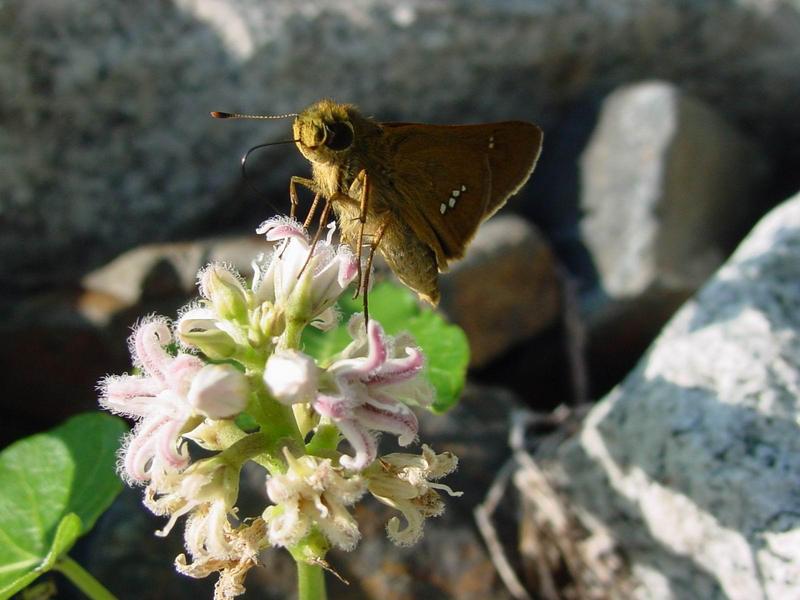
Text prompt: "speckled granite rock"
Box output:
[[3, 0, 800, 290], [580, 81, 766, 302], [553, 190, 800, 599], [579, 80, 768, 395]]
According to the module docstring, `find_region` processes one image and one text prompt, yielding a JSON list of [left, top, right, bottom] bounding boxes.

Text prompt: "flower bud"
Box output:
[[179, 328, 239, 360], [188, 364, 249, 419], [177, 308, 240, 360], [263, 350, 319, 405], [198, 264, 249, 323]]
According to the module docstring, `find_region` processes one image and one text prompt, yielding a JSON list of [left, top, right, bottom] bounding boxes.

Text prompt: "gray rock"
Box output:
[[579, 81, 768, 396], [439, 215, 561, 368], [580, 80, 767, 303], [552, 190, 800, 599], [3, 0, 800, 291]]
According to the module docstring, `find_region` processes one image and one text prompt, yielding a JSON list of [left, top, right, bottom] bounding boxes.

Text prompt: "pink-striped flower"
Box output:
[[314, 316, 434, 471], [99, 317, 207, 484]]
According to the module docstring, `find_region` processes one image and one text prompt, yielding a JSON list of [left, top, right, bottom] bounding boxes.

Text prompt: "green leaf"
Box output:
[[402, 311, 470, 413], [302, 282, 469, 412], [0, 412, 127, 598]]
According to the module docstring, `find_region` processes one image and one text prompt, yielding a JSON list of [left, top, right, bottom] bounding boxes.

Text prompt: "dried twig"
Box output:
[[477, 406, 627, 600], [474, 459, 533, 600]]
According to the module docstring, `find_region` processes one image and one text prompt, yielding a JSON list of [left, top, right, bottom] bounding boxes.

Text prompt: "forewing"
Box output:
[[380, 121, 542, 266]]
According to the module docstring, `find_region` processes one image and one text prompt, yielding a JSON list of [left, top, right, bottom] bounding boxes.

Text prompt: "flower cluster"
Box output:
[[98, 217, 460, 599]]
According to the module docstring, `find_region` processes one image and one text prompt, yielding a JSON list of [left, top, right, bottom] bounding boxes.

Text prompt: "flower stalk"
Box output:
[[296, 561, 327, 600], [55, 557, 118, 600]]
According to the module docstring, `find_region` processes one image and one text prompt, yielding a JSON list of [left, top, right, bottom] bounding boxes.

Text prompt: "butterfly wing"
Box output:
[[378, 121, 543, 267]]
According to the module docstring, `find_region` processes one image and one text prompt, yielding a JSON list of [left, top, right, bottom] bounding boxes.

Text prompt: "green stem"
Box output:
[[282, 316, 307, 352], [55, 556, 117, 600], [246, 374, 304, 473], [305, 423, 340, 457], [296, 561, 327, 600]]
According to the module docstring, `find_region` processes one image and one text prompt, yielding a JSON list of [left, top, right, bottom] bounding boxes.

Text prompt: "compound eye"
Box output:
[[312, 126, 326, 146], [324, 121, 354, 151]]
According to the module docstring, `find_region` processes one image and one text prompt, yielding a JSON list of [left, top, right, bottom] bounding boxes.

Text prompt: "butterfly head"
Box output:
[[293, 99, 358, 166]]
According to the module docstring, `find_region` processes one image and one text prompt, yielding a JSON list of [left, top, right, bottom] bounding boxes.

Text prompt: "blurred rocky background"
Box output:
[[3, 0, 800, 598]]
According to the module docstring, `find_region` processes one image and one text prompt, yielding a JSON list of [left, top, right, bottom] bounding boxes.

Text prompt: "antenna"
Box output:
[[211, 111, 299, 120], [210, 111, 301, 216]]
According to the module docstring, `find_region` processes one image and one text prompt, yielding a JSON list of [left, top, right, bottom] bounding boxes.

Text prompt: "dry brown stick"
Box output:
[[474, 459, 533, 600]]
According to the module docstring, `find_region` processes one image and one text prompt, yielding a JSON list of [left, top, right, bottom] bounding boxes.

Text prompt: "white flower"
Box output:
[[188, 364, 250, 419], [98, 316, 205, 484], [141, 439, 265, 600], [313, 315, 434, 471], [263, 349, 320, 405], [366, 445, 462, 546], [145, 461, 237, 546], [255, 216, 358, 331], [264, 448, 366, 551]]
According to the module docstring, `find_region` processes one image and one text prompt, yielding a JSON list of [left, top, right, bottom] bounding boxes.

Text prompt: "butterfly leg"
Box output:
[[361, 216, 389, 326], [296, 198, 332, 279], [351, 170, 371, 299], [303, 193, 322, 229], [289, 175, 319, 221]]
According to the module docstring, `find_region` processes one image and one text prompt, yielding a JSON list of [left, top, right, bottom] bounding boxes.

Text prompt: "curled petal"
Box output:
[[122, 414, 189, 483], [353, 398, 418, 447], [257, 216, 309, 243], [332, 320, 388, 381], [384, 499, 427, 547], [313, 394, 352, 420], [131, 317, 173, 383], [185, 501, 234, 559], [337, 248, 359, 288], [156, 413, 192, 468], [99, 374, 161, 417], [338, 314, 369, 359], [264, 501, 309, 548], [335, 419, 378, 471], [164, 354, 206, 398], [365, 347, 424, 386], [315, 500, 361, 551]]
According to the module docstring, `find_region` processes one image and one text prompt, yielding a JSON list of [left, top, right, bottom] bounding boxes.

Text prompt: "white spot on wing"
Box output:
[[440, 203, 446, 214], [448, 198, 456, 208]]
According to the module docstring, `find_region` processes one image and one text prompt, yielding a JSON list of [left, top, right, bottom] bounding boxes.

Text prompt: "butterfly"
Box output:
[[215, 99, 543, 315]]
